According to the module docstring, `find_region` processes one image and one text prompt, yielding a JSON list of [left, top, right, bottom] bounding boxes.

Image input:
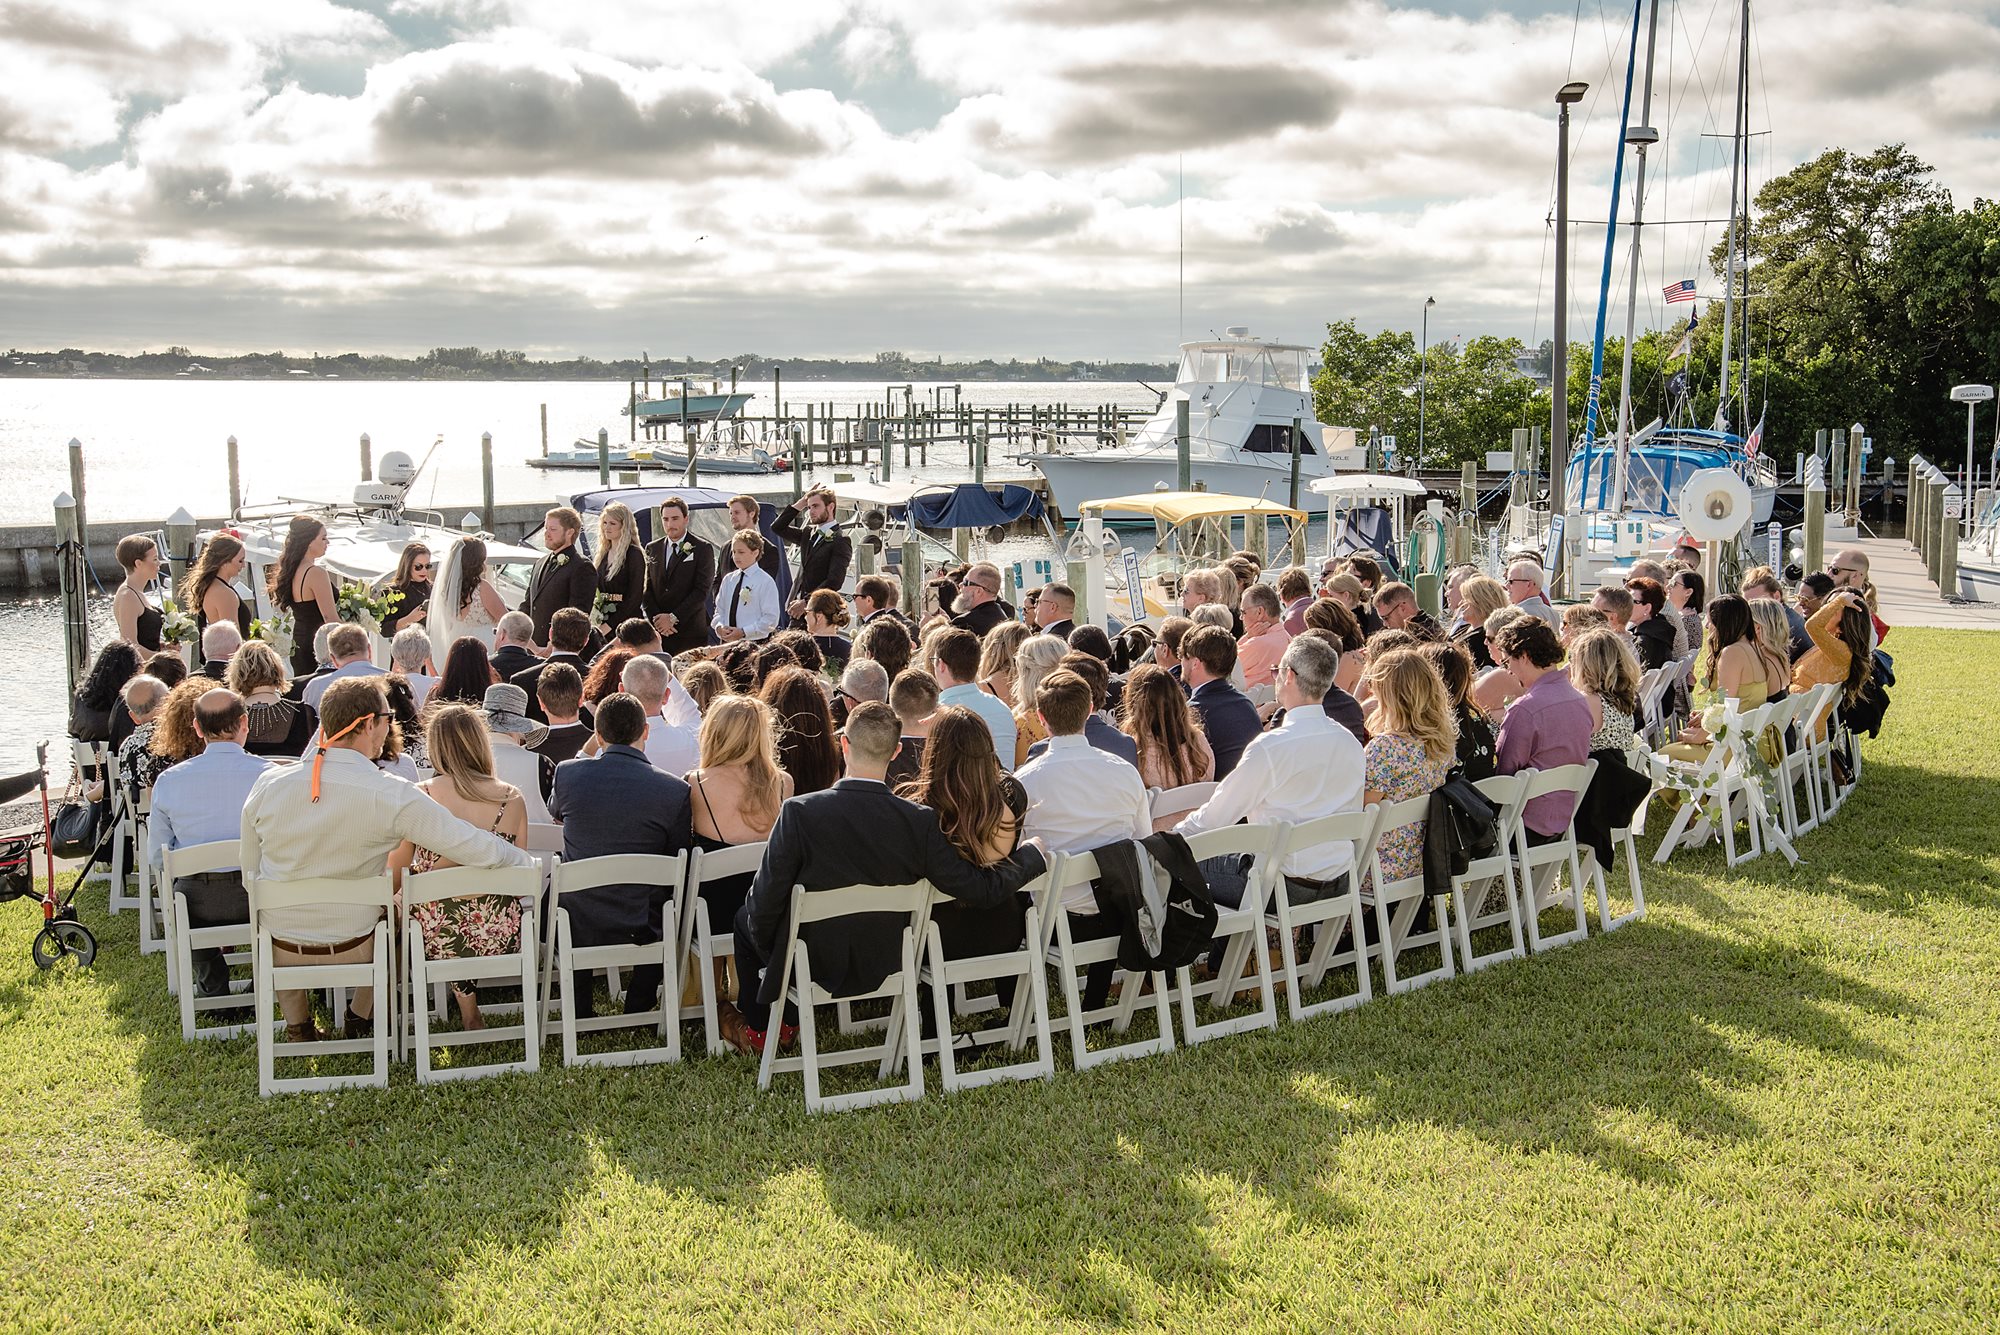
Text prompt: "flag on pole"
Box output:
[[1664, 279, 1696, 304], [1668, 324, 1693, 363], [1744, 414, 1764, 459]]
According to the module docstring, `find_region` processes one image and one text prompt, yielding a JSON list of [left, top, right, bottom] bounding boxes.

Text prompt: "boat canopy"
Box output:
[[1174, 341, 1309, 391], [1078, 492, 1307, 526], [905, 483, 1045, 530], [1563, 441, 1742, 518], [1308, 473, 1430, 499]]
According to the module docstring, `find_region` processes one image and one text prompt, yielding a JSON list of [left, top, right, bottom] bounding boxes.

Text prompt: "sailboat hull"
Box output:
[[1032, 452, 1347, 518]]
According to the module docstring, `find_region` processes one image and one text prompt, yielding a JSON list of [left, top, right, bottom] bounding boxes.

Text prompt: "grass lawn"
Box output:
[[2, 627, 1997, 1332]]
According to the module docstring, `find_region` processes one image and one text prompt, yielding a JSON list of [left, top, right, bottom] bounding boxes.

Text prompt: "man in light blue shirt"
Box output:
[[932, 627, 1016, 770], [302, 623, 385, 712], [149, 688, 271, 997]]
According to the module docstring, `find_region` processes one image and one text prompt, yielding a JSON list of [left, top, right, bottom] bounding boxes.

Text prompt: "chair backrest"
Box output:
[[402, 863, 543, 911], [248, 874, 395, 917], [1180, 820, 1283, 865], [552, 852, 686, 897], [523, 821, 565, 855], [1279, 805, 1383, 882], [1371, 792, 1431, 843], [687, 842, 767, 888], [1517, 761, 1597, 805], [1150, 781, 1217, 822], [162, 838, 242, 882], [1798, 683, 1839, 743], [789, 881, 931, 929]]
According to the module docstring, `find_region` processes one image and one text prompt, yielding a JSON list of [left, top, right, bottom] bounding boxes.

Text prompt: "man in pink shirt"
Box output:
[[1236, 584, 1292, 690], [1277, 567, 1314, 636]]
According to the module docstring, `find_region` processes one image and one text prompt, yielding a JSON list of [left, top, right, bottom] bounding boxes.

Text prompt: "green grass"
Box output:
[[4, 628, 1998, 1332]]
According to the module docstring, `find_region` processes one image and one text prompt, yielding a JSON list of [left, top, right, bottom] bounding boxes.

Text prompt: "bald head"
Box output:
[[195, 687, 248, 741]]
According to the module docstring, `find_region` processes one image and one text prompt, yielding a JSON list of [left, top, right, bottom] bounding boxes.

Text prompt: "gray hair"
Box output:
[[1013, 633, 1068, 704], [1279, 632, 1337, 700], [121, 674, 170, 718], [1190, 603, 1233, 631], [311, 622, 335, 666], [201, 620, 242, 659], [619, 653, 668, 708], [496, 610, 534, 645], [839, 658, 889, 703], [390, 625, 432, 671]]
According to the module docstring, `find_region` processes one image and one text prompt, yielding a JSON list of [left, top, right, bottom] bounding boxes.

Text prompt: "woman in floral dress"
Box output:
[[1361, 648, 1458, 887], [389, 703, 527, 1031]]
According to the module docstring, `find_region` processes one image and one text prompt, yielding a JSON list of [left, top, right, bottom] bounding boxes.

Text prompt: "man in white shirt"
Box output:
[[932, 627, 1016, 768], [302, 623, 385, 712], [620, 654, 698, 776], [1175, 634, 1365, 909], [389, 626, 437, 710], [240, 677, 532, 1043], [713, 529, 781, 644]]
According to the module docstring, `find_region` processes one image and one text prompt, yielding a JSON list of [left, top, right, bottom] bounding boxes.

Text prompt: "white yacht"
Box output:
[[1031, 328, 1364, 516]]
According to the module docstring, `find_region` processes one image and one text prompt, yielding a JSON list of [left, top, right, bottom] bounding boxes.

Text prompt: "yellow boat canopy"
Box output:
[[1077, 491, 1307, 526]]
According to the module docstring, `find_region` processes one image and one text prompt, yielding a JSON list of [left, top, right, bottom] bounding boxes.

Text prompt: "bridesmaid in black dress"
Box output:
[[269, 516, 336, 677], [380, 540, 433, 637], [591, 501, 647, 630], [112, 535, 165, 653], [183, 534, 252, 672]]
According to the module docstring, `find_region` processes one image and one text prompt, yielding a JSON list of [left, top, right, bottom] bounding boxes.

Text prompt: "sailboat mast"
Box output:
[[1609, 0, 1664, 515], [1738, 2, 1753, 435], [1715, 0, 1749, 431], [1578, 0, 1647, 461]]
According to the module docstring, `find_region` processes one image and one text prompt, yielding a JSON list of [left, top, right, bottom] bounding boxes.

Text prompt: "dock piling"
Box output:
[[359, 432, 372, 481], [1175, 401, 1191, 492], [67, 438, 87, 564], [226, 435, 242, 517], [540, 403, 548, 459], [54, 492, 88, 696], [597, 428, 610, 488], [481, 433, 495, 533]]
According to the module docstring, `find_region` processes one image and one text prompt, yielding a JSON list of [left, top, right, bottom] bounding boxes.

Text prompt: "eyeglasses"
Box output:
[[1508, 576, 1537, 586], [412, 562, 432, 573]]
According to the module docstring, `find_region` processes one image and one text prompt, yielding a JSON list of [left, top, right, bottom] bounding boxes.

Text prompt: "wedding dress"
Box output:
[[427, 538, 498, 663]]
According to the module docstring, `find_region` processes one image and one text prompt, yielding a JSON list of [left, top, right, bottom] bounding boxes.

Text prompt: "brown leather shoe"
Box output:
[[284, 1021, 323, 1044], [716, 1000, 762, 1056]]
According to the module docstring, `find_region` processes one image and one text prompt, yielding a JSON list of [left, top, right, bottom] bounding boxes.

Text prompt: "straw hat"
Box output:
[[480, 682, 548, 749]]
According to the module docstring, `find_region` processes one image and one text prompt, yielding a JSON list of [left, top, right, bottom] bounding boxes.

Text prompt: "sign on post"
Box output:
[[1767, 521, 1783, 572], [1121, 548, 1144, 622]]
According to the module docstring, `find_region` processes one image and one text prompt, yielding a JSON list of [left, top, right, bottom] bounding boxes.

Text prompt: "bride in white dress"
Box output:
[[427, 536, 507, 664]]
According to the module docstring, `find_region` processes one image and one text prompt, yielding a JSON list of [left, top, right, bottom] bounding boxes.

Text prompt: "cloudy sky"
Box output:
[[2, 0, 1996, 360]]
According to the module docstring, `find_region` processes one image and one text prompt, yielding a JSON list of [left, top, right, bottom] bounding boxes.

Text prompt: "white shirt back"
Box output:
[[1174, 707, 1364, 883], [642, 713, 700, 778], [1017, 734, 1152, 912]]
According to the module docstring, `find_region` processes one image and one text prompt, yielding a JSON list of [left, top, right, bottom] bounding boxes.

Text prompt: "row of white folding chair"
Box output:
[[163, 839, 256, 1043], [400, 864, 546, 1084], [71, 740, 117, 902]]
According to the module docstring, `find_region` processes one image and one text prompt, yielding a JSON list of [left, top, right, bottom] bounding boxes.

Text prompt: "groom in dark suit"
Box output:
[[643, 495, 715, 657], [774, 485, 852, 627], [721, 701, 1046, 1054], [521, 506, 598, 647]]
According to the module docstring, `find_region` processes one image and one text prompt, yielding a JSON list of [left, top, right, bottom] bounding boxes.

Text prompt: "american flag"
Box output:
[[1745, 414, 1764, 458], [1664, 279, 1697, 304]]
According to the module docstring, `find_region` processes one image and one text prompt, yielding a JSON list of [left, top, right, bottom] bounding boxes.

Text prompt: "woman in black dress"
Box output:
[[269, 516, 336, 677], [112, 535, 165, 653], [380, 540, 433, 637], [591, 502, 646, 629], [897, 705, 1030, 969], [183, 535, 251, 672]]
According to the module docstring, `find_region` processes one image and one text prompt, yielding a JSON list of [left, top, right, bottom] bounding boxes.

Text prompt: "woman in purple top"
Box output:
[[1490, 618, 1593, 843]]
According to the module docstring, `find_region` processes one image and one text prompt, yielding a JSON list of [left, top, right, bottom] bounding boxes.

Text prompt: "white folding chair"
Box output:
[[107, 773, 142, 917], [1263, 807, 1381, 1021], [1649, 706, 1760, 868], [1174, 822, 1285, 1044], [1035, 852, 1176, 1071], [893, 870, 1054, 1092], [1449, 773, 1532, 973], [1148, 782, 1217, 829], [1585, 746, 1648, 933], [164, 839, 254, 1042], [250, 875, 394, 1096], [1761, 693, 1810, 840], [401, 864, 545, 1084], [757, 880, 933, 1113], [129, 789, 172, 961], [71, 740, 114, 898], [1781, 685, 1838, 835], [684, 842, 765, 1057], [1360, 795, 1457, 993], [1512, 761, 1598, 953], [1635, 664, 1675, 749], [549, 853, 686, 1068]]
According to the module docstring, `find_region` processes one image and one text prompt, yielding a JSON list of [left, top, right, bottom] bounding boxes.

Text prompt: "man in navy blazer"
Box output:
[[723, 702, 1047, 1053], [547, 692, 693, 1017], [1182, 625, 1262, 780]]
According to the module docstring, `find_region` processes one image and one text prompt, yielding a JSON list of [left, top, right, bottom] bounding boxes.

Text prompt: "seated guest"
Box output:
[[1418, 640, 1496, 780], [71, 641, 142, 743], [1589, 584, 1633, 636], [835, 657, 889, 717], [948, 561, 1012, 639], [715, 640, 759, 693], [285, 625, 338, 699], [978, 621, 1033, 712], [302, 623, 384, 712], [1360, 649, 1457, 886], [1304, 597, 1367, 695], [687, 695, 792, 952], [722, 701, 1047, 1054], [1373, 582, 1443, 641], [1624, 576, 1677, 672], [752, 638, 802, 690], [1562, 602, 1611, 649], [713, 529, 781, 645], [1829, 548, 1888, 646], [1010, 634, 1068, 766], [1747, 598, 1798, 701], [1153, 615, 1194, 684], [898, 706, 1031, 969], [489, 611, 540, 682], [432, 636, 498, 707], [1505, 559, 1561, 631], [1451, 575, 1509, 668], [1661, 595, 1781, 761], [1321, 572, 1375, 638], [1027, 580, 1074, 641], [803, 590, 853, 671], [1024, 654, 1137, 766], [1181, 625, 1261, 779], [547, 692, 693, 1019], [851, 574, 913, 631], [681, 661, 729, 716], [1278, 567, 1314, 636], [194, 622, 242, 683], [388, 626, 437, 709], [99, 676, 169, 805], [1568, 629, 1640, 753], [226, 640, 318, 757], [480, 684, 554, 822], [531, 663, 592, 765], [933, 627, 1016, 768], [146, 650, 190, 691], [885, 668, 939, 790], [620, 654, 699, 776], [1666, 567, 1706, 653], [1794, 570, 1833, 621], [1236, 585, 1293, 690], [1471, 606, 1533, 721], [1741, 565, 1809, 660], [853, 615, 913, 684], [761, 665, 841, 796], [1289, 629, 1369, 745], [581, 646, 635, 709], [1442, 563, 1478, 632], [1061, 624, 1125, 715], [1491, 618, 1593, 843], [1792, 588, 1874, 736], [130, 677, 204, 794], [512, 607, 591, 722], [149, 687, 269, 1000], [389, 703, 529, 1032], [1119, 664, 1214, 820], [241, 677, 531, 1042], [1175, 634, 1365, 908], [379, 675, 428, 777]]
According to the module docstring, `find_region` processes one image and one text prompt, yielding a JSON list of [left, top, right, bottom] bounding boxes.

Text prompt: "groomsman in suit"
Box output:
[[719, 702, 1048, 1054], [774, 485, 852, 627], [643, 495, 715, 657], [521, 506, 598, 647], [713, 494, 783, 590]]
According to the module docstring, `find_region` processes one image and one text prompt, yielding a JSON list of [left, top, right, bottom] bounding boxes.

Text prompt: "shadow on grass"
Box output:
[[69, 873, 1919, 1327]]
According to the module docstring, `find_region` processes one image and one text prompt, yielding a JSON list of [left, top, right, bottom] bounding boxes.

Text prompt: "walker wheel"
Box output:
[[31, 920, 96, 970]]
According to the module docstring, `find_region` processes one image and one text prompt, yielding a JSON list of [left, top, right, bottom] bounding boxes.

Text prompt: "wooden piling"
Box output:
[[899, 536, 922, 616], [1288, 417, 1303, 512], [1803, 465, 1826, 576], [540, 403, 548, 458], [629, 382, 638, 442], [1175, 401, 1191, 492], [359, 432, 372, 481], [226, 435, 242, 517], [480, 433, 495, 532], [597, 428, 610, 488], [67, 438, 87, 565], [54, 492, 88, 695]]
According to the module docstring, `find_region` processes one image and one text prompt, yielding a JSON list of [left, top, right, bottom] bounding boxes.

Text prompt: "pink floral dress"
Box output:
[[408, 800, 523, 962], [1364, 732, 1450, 886]]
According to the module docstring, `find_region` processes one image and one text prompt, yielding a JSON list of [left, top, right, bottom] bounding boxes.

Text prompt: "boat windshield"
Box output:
[[1176, 345, 1307, 390]]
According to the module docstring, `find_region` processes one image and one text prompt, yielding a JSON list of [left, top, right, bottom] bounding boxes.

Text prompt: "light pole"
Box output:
[[1952, 383, 1994, 536], [1417, 296, 1435, 470], [1552, 80, 1589, 502]]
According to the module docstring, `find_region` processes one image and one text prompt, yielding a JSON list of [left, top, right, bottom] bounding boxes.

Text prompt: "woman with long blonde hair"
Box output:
[[1010, 633, 1068, 766], [592, 502, 646, 628], [687, 694, 793, 937], [1361, 649, 1457, 885], [1567, 627, 1640, 752], [1746, 598, 1796, 698], [977, 621, 1032, 710], [389, 702, 527, 1031]]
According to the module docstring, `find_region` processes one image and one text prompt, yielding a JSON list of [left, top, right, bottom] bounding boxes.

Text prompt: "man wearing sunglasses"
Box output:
[[1505, 559, 1561, 631], [949, 561, 1012, 639]]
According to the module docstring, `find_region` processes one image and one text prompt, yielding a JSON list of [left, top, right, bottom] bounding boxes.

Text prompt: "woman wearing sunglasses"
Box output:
[[381, 541, 433, 636]]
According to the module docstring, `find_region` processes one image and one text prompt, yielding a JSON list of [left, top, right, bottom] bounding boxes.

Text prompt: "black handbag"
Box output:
[[50, 794, 105, 861]]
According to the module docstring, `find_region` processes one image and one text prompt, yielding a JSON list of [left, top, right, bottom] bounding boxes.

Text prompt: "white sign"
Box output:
[[1486, 451, 1514, 472], [1767, 522, 1783, 571], [1950, 383, 1995, 403], [1121, 548, 1145, 618], [1944, 493, 1964, 520]]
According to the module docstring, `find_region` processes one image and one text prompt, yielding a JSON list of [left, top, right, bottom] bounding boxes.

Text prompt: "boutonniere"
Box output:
[[677, 539, 693, 557], [553, 552, 570, 568]]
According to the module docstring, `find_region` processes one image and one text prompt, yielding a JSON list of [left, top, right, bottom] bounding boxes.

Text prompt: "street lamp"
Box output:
[[1552, 80, 1589, 501], [1952, 382, 1994, 536], [1417, 296, 1436, 470]]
